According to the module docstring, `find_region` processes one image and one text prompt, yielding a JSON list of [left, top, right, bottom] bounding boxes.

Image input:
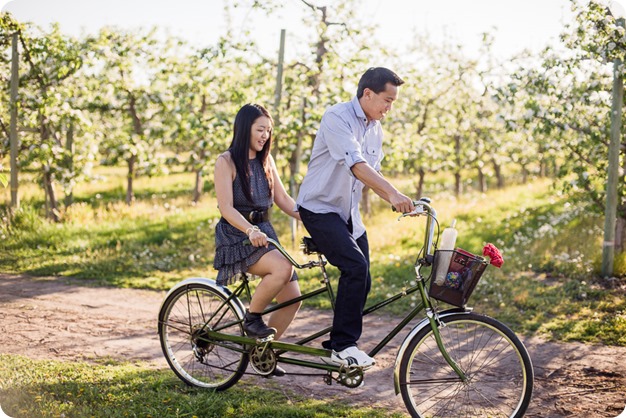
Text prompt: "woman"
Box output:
[[213, 103, 301, 349]]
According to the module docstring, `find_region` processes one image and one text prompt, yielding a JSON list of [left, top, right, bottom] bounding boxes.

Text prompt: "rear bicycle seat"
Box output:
[[301, 236, 321, 254]]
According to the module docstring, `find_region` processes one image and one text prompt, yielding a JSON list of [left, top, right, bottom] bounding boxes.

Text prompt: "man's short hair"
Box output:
[[356, 67, 405, 98]]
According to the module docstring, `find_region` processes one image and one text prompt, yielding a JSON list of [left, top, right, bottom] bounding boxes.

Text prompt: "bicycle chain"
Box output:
[[192, 342, 365, 387]]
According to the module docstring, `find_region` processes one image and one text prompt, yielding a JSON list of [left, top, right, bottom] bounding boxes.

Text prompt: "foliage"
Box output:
[[1, 1, 623, 230], [0, 20, 100, 219], [0, 355, 401, 418], [497, 1, 625, 240]]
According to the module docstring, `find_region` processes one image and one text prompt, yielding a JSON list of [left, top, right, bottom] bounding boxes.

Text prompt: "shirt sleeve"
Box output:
[[321, 111, 366, 169], [374, 124, 384, 171]]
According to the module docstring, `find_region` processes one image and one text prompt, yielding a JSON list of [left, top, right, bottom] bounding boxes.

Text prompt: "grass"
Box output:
[[1, 169, 626, 417], [0, 169, 220, 288], [1, 172, 625, 346], [0, 355, 403, 418]]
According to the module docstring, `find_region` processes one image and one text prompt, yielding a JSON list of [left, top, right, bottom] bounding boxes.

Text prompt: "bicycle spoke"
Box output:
[[159, 284, 248, 390], [399, 313, 533, 418]]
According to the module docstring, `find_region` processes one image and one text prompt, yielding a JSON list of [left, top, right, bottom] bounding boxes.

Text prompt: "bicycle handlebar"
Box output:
[[243, 196, 438, 270], [390, 197, 438, 263]]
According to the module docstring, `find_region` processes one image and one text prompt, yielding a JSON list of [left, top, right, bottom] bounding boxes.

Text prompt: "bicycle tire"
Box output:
[[398, 312, 533, 418], [158, 283, 248, 390]]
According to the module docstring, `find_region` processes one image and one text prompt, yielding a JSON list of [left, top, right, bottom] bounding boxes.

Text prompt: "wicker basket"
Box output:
[[429, 249, 488, 307]]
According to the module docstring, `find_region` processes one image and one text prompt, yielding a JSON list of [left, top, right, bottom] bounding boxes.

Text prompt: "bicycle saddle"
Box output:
[[301, 236, 320, 254]]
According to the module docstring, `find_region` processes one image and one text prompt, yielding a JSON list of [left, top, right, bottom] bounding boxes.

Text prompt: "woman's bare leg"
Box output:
[[247, 249, 295, 317], [267, 280, 301, 339]]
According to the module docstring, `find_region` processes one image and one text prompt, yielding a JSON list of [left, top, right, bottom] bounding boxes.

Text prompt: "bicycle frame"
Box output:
[[191, 198, 467, 380]]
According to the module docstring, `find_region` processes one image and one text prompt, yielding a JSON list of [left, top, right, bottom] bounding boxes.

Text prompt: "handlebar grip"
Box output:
[[391, 199, 425, 212]]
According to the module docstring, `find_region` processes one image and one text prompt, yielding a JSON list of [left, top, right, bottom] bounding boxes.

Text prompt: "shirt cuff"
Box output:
[[345, 151, 366, 172]]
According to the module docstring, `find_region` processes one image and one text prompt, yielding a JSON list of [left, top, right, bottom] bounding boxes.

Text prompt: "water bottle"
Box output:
[[434, 220, 457, 285]]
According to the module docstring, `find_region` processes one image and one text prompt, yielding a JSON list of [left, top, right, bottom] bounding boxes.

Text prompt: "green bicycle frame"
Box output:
[[196, 198, 467, 380]]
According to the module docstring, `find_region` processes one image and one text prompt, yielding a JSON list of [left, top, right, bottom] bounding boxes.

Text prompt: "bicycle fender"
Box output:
[[393, 308, 471, 395], [159, 277, 246, 320]]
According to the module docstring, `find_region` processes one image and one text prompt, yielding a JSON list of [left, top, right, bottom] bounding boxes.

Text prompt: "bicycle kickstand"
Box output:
[[323, 371, 334, 385]]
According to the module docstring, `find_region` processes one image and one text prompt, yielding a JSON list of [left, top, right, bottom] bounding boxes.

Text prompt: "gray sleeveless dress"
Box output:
[[213, 157, 297, 286]]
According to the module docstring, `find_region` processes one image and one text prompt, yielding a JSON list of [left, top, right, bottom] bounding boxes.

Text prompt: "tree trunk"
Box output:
[[493, 161, 505, 189], [288, 98, 306, 198], [616, 215, 625, 253], [126, 155, 136, 206], [477, 168, 486, 193], [43, 169, 60, 222], [192, 169, 203, 203], [521, 164, 528, 184], [64, 123, 74, 208], [454, 172, 462, 196], [539, 159, 547, 177], [126, 92, 142, 206], [414, 167, 425, 198], [287, 97, 307, 247]]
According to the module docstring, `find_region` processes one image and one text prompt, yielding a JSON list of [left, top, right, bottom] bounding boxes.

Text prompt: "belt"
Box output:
[[238, 208, 269, 224]]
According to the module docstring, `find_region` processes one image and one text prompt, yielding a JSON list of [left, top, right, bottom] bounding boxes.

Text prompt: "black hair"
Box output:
[[356, 67, 405, 98], [227, 103, 274, 203]]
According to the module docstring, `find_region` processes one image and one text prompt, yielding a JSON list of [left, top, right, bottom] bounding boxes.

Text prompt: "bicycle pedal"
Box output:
[[255, 335, 275, 344], [347, 364, 373, 371]]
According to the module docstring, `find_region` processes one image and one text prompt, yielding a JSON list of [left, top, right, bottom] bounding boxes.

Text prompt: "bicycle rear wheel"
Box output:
[[398, 312, 533, 418], [158, 283, 248, 390]]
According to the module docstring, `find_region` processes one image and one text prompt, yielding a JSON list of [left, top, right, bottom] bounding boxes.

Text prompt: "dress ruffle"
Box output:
[[213, 220, 297, 286]]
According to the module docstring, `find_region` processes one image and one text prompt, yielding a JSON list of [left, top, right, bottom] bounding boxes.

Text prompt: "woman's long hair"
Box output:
[[228, 103, 274, 203]]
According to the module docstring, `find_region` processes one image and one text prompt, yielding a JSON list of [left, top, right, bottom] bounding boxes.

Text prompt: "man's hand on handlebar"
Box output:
[[390, 192, 415, 214], [391, 198, 430, 218]]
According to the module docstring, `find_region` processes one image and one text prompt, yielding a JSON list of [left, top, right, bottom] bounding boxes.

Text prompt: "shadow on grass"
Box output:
[[71, 183, 211, 207], [0, 355, 398, 418], [0, 210, 219, 288]]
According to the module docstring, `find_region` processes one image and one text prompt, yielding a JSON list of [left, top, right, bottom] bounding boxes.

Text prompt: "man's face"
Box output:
[[361, 82, 399, 121]]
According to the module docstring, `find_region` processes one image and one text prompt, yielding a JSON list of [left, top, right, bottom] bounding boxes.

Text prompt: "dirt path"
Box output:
[[1, 273, 625, 417]]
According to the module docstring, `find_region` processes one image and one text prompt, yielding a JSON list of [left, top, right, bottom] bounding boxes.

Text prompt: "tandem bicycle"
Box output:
[[158, 197, 534, 417]]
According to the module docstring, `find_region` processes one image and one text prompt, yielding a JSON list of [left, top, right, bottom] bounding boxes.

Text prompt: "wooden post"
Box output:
[[9, 31, 19, 209], [602, 17, 624, 277], [64, 123, 74, 207], [290, 97, 306, 248], [271, 29, 286, 161]]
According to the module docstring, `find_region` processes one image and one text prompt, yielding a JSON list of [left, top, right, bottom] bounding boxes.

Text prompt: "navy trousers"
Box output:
[[299, 207, 371, 351]]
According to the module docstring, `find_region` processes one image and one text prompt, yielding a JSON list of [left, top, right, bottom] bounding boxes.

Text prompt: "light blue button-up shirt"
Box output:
[[296, 96, 384, 238]]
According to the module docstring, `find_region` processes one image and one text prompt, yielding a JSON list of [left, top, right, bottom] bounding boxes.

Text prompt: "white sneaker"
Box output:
[[328, 346, 375, 368]]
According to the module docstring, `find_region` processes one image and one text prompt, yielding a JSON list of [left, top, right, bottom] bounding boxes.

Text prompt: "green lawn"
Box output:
[[1, 170, 625, 417], [0, 355, 403, 418]]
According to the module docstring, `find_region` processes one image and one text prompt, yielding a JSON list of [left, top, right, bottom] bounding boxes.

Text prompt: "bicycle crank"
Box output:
[[338, 366, 364, 388], [324, 366, 365, 388], [249, 345, 277, 377]]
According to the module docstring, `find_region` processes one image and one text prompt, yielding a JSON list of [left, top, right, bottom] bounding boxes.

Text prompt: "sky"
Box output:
[[0, 0, 580, 61]]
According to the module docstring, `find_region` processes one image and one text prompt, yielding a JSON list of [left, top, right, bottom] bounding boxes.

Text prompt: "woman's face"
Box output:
[[249, 115, 272, 155]]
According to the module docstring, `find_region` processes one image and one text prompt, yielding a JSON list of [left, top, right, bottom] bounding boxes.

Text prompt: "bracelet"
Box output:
[[245, 226, 260, 236]]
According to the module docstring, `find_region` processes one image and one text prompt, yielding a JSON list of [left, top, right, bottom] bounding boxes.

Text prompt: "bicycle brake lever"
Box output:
[[397, 205, 427, 221]]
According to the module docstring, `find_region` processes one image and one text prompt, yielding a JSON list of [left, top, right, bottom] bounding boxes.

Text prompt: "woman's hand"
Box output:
[[247, 226, 269, 248]]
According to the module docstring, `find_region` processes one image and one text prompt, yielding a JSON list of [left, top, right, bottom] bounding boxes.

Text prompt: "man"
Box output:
[[296, 67, 415, 368]]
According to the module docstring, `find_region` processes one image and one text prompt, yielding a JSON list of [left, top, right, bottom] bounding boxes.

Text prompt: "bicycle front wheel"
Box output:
[[398, 312, 533, 418], [158, 283, 248, 390]]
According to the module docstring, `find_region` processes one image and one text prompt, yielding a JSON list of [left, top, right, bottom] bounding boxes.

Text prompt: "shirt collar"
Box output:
[[351, 96, 368, 124]]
